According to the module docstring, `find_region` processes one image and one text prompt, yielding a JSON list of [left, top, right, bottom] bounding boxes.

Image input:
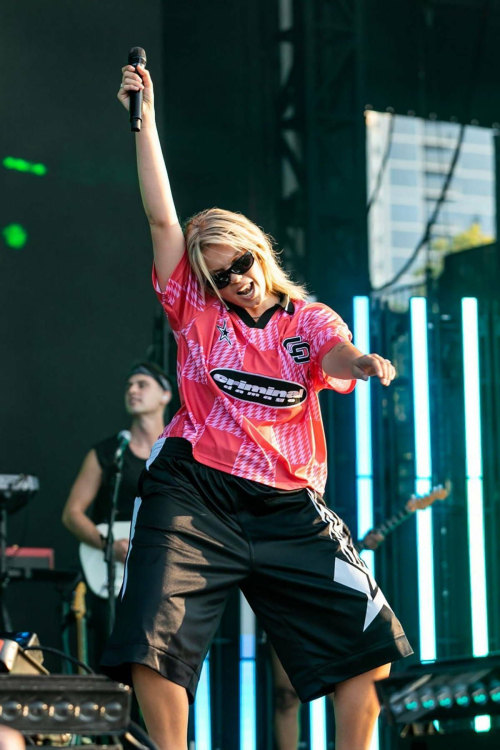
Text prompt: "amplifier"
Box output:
[[6, 548, 54, 571]]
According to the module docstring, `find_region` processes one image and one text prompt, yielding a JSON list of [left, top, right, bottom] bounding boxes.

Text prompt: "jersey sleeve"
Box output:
[[152, 250, 207, 332], [300, 303, 356, 393]]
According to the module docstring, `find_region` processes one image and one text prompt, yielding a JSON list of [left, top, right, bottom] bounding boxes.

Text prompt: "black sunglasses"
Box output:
[[208, 250, 255, 290]]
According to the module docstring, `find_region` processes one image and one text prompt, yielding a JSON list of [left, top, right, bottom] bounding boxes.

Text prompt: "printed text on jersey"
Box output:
[[210, 368, 308, 407]]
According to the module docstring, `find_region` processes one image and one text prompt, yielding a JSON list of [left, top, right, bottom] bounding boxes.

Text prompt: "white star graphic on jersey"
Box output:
[[216, 320, 232, 346], [333, 558, 391, 631]]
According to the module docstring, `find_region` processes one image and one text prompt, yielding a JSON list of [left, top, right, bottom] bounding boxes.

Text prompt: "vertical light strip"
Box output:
[[309, 697, 327, 750], [194, 656, 212, 750], [462, 298, 490, 733], [353, 297, 379, 750], [410, 297, 436, 662], [462, 298, 489, 656], [353, 296, 375, 573], [240, 592, 257, 750]]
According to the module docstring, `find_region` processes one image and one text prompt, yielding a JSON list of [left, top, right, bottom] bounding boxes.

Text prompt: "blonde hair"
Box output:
[[183, 208, 308, 303]]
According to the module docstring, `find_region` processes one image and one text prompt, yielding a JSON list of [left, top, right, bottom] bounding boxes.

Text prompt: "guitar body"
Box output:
[[79, 522, 131, 599]]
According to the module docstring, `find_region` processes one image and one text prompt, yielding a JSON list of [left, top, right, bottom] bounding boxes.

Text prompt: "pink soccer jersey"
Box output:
[[152, 251, 355, 494]]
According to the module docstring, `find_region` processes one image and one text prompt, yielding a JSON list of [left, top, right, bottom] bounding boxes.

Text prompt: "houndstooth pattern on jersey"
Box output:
[[153, 253, 355, 494]]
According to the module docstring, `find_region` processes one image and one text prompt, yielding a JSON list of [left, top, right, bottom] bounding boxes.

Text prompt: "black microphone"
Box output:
[[128, 46, 147, 132], [114, 430, 132, 464]]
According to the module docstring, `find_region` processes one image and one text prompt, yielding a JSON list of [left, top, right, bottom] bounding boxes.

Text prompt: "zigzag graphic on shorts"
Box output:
[[307, 490, 365, 570]]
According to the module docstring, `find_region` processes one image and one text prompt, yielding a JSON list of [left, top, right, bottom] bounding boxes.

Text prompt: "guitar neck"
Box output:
[[357, 506, 413, 551], [72, 581, 89, 673]]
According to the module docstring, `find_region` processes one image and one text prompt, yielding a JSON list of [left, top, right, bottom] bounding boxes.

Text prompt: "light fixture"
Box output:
[[240, 593, 256, 750], [410, 298, 436, 662], [0, 674, 131, 733], [461, 298, 491, 734], [194, 656, 211, 750]]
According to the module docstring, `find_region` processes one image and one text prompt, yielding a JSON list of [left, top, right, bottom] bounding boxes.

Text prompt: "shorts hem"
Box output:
[[100, 642, 199, 704], [293, 634, 413, 703]]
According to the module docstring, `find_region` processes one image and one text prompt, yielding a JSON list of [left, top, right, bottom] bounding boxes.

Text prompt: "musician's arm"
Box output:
[[61, 450, 105, 550]]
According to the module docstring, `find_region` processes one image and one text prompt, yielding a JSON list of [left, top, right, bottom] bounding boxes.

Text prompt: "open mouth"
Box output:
[[237, 281, 254, 298]]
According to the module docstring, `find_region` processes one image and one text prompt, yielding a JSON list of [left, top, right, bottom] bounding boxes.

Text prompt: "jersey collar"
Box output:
[[227, 294, 294, 329]]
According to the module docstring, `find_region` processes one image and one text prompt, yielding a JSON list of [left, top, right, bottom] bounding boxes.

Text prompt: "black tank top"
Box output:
[[90, 434, 145, 524]]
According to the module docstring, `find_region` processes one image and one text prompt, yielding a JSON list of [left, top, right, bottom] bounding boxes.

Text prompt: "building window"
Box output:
[[391, 204, 421, 222], [390, 143, 418, 161], [390, 169, 418, 187], [391, 230, 422, 249]]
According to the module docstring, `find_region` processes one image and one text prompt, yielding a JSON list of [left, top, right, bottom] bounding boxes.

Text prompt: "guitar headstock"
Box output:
[[405, 483, 450, 512]]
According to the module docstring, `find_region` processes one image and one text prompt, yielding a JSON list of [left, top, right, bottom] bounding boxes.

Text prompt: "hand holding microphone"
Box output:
[[118, 47, 153, 131]]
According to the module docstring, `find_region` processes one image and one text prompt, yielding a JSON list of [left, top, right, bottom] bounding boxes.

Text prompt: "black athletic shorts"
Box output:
[[100, 438, 412, 703]]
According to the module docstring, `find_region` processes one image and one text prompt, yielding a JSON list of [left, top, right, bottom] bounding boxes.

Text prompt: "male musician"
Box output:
[[62, 362, 171, 668]]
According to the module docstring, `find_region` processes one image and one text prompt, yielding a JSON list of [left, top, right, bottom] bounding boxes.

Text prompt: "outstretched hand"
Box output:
[[117, 64, 155, 117], [351, 354, 396, 386]]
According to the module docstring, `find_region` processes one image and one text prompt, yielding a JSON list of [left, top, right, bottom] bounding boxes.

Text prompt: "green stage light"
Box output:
[[3, 157, 29, 171], [405, 700, 419, 712], [3, 157, 47, 176], [456, 695, 470, 707], [2, 224, 28, 249], [31, 163, 47, 176]]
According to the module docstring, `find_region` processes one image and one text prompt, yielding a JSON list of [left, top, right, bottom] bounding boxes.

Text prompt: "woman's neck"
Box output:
[[247, 292, 280, 320]]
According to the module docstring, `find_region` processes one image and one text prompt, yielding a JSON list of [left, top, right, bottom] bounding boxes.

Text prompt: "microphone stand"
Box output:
[[104, 447, 126, 635]]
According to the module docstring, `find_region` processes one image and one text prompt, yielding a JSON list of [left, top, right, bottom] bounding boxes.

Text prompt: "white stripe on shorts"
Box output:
[[146, 437, 166, 470], [307, 488, 363, 569], [121, 496, 142, 600]]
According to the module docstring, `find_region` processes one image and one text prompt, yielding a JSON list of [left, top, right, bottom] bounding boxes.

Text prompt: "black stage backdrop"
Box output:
[[0, 0, 166, 661], [0, 0, 277, 669]]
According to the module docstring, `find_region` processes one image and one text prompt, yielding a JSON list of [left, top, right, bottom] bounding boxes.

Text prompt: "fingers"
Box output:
[[136, 64, 152, 86], [360, 354, 397, 386], [120, 64, 151, 85], [121, 69, 144, 91], [375, 355, 394, 386]]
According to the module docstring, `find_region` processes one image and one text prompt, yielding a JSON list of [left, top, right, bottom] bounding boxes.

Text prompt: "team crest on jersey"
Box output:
[[210, 368, 307, 408], [216, 320, 232, 346], [283, 336, 311, 364]]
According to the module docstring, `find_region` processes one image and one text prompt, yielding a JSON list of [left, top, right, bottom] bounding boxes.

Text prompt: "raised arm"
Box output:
[[118, 64, 185, 290]]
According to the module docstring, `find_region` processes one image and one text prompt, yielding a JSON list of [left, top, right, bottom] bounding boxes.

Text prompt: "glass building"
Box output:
[[366, 112, 496, 290]]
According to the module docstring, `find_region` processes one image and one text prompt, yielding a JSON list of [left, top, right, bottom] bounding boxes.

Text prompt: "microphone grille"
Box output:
[[118, 430, 132, 442], [128, 47, 147, 66]]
